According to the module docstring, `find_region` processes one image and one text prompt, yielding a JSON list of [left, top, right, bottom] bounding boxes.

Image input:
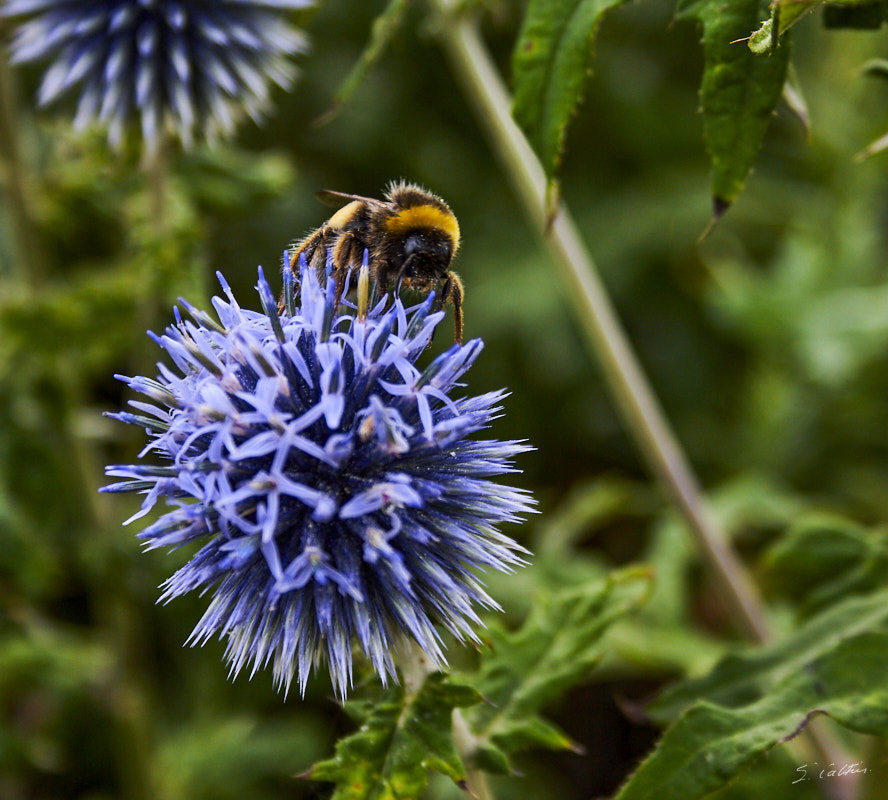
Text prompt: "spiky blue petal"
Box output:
[[103, 264, 534, 697], [4, 0, 312, 151]]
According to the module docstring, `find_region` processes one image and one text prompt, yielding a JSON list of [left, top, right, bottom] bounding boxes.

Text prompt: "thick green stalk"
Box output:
[[0, 34, 47, 291], [425, 4, 860, 798], [427, 0, 768, 643]]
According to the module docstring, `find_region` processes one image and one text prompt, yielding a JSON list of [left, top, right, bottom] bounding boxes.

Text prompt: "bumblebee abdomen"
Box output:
[[328, 200, 368, 231]]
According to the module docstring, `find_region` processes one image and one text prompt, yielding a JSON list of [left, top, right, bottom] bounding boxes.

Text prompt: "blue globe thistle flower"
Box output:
[[103, 262, 533, 697], [3, 0, 312, 151]]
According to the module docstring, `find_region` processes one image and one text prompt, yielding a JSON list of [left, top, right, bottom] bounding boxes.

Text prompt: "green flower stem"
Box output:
[[396, 640, 493, 800], [0, 33, 46, 291], [396, 637, 437, 698], [427, 0, 768, 644], [144, 135, 170, 237], [426, 5, 860, 798], [138, 133, 173, 379], [452, 706, 494, 800]]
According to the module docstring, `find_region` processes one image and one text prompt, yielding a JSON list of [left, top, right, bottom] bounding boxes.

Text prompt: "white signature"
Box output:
[[793, 762, 868, 784]]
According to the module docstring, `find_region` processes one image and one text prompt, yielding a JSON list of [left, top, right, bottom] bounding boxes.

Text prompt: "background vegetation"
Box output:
[[3, 1, 888, 798]]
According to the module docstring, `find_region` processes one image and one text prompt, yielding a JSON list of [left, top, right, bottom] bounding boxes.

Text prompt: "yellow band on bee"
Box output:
[[383, 205, 460, 250], [329, 200, 364, 230]]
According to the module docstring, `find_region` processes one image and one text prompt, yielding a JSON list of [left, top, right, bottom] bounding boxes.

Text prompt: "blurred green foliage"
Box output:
[[3, 1, 888, 798]]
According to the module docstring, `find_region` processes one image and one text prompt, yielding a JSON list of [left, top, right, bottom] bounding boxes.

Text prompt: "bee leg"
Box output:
[[376, 261, 403, 312], [287, 240, 305, 275], [279, 240, 314, 313], [331, 262, 347, 309], [330, 232, 365, 308], [377, 277, 393, 311], [278, 252, 302, 314], [280, 230, 332, 311], [288, 243, 305, 275], [441, 272, 464, 345], [290, 228, 332, 280]]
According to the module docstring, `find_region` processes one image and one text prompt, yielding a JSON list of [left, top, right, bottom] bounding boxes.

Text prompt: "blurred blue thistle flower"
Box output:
[[3, 0, 312, 151], [103, 262, 533, 697]]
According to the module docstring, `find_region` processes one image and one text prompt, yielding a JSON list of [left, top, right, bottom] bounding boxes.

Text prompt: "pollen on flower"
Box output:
[[102, 262, 534, 698]]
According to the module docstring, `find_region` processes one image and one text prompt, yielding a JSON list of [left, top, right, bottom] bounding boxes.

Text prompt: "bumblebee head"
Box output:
[[401, 228, 455, 274]]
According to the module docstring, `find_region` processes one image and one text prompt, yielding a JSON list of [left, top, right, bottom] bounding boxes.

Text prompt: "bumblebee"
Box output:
[[285, 180, 465, 343]]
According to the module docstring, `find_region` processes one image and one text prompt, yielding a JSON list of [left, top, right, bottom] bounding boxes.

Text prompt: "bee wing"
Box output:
[[316, 190, 385, 209]]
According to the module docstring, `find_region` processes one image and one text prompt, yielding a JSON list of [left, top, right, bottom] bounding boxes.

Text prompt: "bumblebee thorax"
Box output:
[[382, 204, 460, 255]]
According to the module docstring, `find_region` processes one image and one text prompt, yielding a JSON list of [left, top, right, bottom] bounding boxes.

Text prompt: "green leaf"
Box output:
[[464, 568, 651, 770], [306, 673, 482, 799], [782, 62, 810, 136], [604, 519, 723, 676], [318, 0, 411, 125], [856, 62, 888, 156], [608, 476, 804, 678], [649, 588, 888, 723], [616, 631, 888, 800], [174, 146, 295, 214], [511, 0, 631, 178], [533, 477, 652, 591], [678, 0, 790, 217], [156, 716, 328, 800], [856, 130, 888, 159], [706, 746, 827, 800], [747, 17, 777, 54], [765, 515, 888, 613], [746, 0, 880, 52], [862, 57, 888, 80], [748, 1, 821, 53], [0, 626, 111, 696]]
